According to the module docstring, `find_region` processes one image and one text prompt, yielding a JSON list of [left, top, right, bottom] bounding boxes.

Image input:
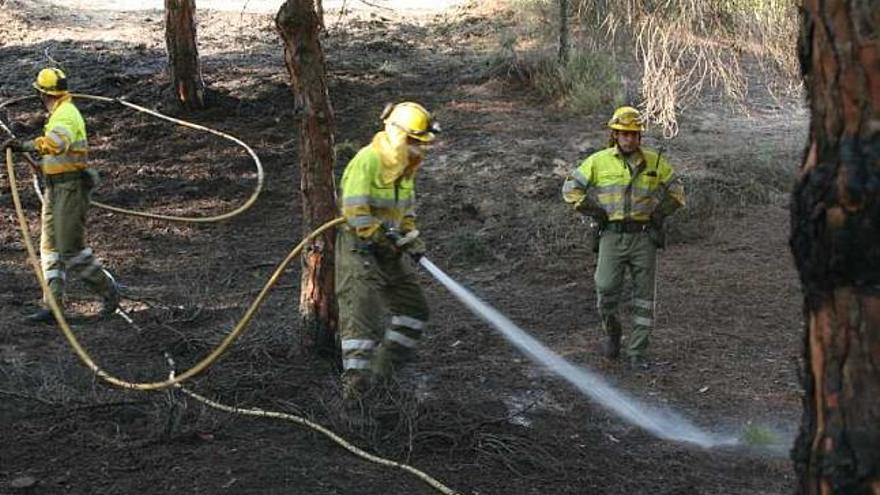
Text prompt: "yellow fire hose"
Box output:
[[165, 355, 460, 495], [7, 145, 343, 390], [0, 94, 264, 223], [3, 95, 460, 494]]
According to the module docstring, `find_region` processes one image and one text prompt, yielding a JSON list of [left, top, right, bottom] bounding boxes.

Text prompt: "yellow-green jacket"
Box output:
[[562, 146, 685, 221], [29, 95, 89, 175], [340, 132, 419, 239]]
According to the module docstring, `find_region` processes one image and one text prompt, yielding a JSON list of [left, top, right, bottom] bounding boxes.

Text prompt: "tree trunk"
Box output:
[[790, 1, 880, 494], [165, 0, 206, 110], [558, 0, 570, 64], [276, 0, 339, 359], [316, 0, 325, 31]]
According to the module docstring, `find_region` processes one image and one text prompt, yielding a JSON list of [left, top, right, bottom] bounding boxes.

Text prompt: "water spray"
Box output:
[[419, 256, 743, 448]]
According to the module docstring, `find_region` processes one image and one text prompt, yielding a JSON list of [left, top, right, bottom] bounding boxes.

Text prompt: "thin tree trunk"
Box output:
[[276, 0, 339, 358], [316, 0, 325, 31], [790, 1, 880, 493], [164, 0, 206, 110], [558, 0, 570, 64]]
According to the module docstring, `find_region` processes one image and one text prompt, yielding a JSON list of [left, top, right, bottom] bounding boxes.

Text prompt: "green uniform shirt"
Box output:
[[562, 146, 685, 221], [32, 95, 89, 175], [339, 141, 417, 238]]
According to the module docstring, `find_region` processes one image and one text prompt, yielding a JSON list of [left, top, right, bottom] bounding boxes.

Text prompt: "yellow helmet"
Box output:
[[33, 68, 69, 95], [607, 106, 644, 132], [381, 102, 440, 142]]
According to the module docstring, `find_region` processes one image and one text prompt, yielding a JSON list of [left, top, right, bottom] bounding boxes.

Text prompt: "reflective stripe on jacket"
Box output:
[[32, 95, 88, 175], [562, 146, 685, 221], [339, 133, 417, 239]]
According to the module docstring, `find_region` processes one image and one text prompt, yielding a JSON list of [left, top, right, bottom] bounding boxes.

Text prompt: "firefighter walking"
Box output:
[[2, 68, 120, 323], [562, 106, 685, 369], [336, 102, 440, 401]]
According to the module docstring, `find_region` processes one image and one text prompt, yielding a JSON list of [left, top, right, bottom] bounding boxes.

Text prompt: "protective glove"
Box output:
[[384, 228, 425, 261], [82, 168, 101, 190], [575, 199, 608, 225], [649, 211, 665, 230], [361, 227, 398, 258], [384, 228, 404, 245], [1, 138, 24, 152], [649, 212, 667, 249], [402, 236, 426, 262], [396, 230, 425, 262]]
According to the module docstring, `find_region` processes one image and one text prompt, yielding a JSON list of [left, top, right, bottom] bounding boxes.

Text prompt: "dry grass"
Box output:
[[591, 0, 801, 135], [532, 49, 626, 113], [499, 0, 801, 135]]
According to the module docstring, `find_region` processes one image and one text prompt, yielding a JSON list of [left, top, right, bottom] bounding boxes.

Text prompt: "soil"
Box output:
[[1, 1, 808, 493]]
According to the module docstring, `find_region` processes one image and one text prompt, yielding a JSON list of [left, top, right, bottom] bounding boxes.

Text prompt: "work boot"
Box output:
[[599, 314, 623, 359], [628, 355, 649, 371], [372, 344, 410, 390], [341, 370, 372, 403], [24, 308, 57, 324], [340, 372, 378, 429], [602, 332, 621, 359], [97, 277, 121, 319], [98, 286, 120, 319]]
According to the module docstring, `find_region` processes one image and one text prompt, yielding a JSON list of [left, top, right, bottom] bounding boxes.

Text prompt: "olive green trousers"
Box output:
[[335, 229, 429, 398], [40, 175, 115, 308], [594, 231, 657, 358]]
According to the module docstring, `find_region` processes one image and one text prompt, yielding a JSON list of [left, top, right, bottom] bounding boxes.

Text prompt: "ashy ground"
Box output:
[[1, 1, 806, 493]]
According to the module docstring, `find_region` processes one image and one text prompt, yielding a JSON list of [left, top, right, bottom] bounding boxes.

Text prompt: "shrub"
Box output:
[[532, 49, 626, 114], [501, 0, 801, 135], [672, 151, 795, 242]]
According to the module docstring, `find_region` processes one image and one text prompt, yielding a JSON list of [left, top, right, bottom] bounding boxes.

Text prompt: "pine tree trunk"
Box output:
[[558, 0, 569, 63], [790, 1, 880, 493], [316, 0, 325, 31], [164, 0, 206, 110], [276, 0, 339, 358]]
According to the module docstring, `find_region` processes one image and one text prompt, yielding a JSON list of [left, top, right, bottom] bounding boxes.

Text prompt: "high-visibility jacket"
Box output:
[[562, 146, 685, 221], [340, 132, 418, 239], [30, 95, 88, 176]]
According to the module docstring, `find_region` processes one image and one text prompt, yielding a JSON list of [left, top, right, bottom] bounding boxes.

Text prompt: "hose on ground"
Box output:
[[2, 94, 461, 494], [165, 354, 460, 495], [1, 94, 264, 223], [6, 145, 342, 390]]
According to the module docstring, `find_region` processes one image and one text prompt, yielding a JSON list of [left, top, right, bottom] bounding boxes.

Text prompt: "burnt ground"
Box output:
[[0, 1, 807, 493]]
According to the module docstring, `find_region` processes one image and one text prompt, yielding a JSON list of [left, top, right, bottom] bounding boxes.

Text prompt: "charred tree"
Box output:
[[165, 0, 206, 110], [790, 1, 880, 493], [276, 0, 339, 358]]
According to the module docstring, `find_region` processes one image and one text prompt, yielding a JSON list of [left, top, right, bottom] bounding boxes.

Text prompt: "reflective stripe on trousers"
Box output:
[[594, 231, 656, 357], [335, 229, 429, 376], [40, 180, 114, 306]]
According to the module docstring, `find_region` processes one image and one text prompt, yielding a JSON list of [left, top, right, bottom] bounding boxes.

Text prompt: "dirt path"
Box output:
[[0, 0, 805, 493]]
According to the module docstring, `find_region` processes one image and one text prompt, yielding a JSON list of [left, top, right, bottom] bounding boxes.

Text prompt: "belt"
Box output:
[[605, 220, 650, 234], [44, 171, 85, 185]]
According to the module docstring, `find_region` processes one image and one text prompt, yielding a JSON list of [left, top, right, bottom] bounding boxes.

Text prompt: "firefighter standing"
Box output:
[[562, 106, 685, 369], [336, 102, 439, 400], [2, 68, 120, 323]]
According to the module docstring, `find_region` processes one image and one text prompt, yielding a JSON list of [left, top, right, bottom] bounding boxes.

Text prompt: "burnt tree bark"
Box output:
[[276, 0, 339, 358], [790, 1, 880, 493], [165, 0, 206, 110]]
